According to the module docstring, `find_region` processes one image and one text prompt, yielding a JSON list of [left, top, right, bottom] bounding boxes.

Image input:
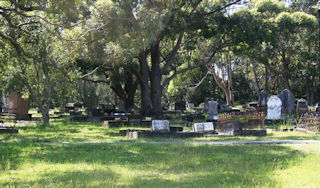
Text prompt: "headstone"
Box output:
[[207, 101, 218, 121], [87, 109, 104, 117], [8, 93, 29, 120], [193, 122, 214, 132], [102, 104, 115, 113], [203, 98, 214, 113], [65, 102, 81, 112], [278, 89, 295, 115], [186, 103, 195, 111], [69, 110, 82, 117], [296, 98, 308, 115], [152, 120, 170, 132], [258, 90, 268, 107], [267, 95, 282, 120], [169, 103, 175, 111], [220, 104, 230, 112], [175, 101, 186, 111]]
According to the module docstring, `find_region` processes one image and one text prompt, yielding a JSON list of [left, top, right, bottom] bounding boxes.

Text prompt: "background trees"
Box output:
[[0, 0, 319, 122]]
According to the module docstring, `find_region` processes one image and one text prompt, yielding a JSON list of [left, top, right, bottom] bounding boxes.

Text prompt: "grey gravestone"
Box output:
[[207, 101, 218, 121], [258, 90, 268, 107], [267, 95, 282, 120], [296, 98, 308, 115], [193, 122, 214, 132], [186, 103, 195, 111], [203, 98, 214, 113], [278, 89, 295, 115], [152, 120, 170, 132]]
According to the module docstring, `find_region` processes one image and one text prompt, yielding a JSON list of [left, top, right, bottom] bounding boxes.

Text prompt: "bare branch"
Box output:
[[162, 32, 184, 72]]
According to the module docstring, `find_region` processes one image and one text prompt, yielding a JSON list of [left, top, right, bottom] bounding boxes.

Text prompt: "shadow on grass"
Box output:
[[0, 143, 307, 187], [1, 168, 120, 187]]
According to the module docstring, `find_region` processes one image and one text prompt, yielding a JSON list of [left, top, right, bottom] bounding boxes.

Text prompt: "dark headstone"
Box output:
[[87, 109, 104, 117], [296, 98, 308, 116], [258, 90, 268, 107], [101, 104, 115, 113], [278, 89, 295, 115], [207, 101, 218, 121], [169, 126, 183, 132], [203, 98, 214, 113], [69, 110, 82, 117]]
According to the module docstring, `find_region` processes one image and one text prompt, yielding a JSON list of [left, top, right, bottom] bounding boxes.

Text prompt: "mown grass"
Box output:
[[1, 118, 320, 187]]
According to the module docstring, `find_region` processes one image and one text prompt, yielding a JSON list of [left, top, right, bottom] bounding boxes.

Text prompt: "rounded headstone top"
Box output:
[[267, 95, 282, 108], [298, 98, 307, 103]]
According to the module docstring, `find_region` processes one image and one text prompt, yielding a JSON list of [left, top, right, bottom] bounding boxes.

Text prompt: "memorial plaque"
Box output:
[[267, 95, 282, 120], [193, 122, 214, 132], [152, 120, 170, 132]]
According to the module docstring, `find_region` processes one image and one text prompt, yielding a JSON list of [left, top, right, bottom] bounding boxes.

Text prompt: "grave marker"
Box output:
[[267, 95, 282, 120], [278, 89, 295, 115], [193, 122, 214, 132], [152, 120, 170, 132]]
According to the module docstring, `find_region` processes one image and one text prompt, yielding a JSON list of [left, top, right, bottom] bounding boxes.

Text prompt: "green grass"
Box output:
[[1, 118, 320, 187]]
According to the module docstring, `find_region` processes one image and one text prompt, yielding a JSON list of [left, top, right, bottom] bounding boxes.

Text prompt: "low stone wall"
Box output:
[[0, 127, 18, 134], [234, 130, 266, 136], [127, 131, 208, 139]]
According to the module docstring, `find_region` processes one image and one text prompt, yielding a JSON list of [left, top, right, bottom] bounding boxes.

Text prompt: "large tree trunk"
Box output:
[[251, 62, 260, 95], [111, 75, 137, 113], [138, 51, 153, 115], [150, 43, 162, 116]]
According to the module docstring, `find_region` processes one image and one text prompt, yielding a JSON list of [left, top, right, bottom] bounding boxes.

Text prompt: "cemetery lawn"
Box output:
[[0, 119, 320, 187]]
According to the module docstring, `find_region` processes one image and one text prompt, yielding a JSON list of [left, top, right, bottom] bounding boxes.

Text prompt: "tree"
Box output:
[[0, 0, 89, 125]]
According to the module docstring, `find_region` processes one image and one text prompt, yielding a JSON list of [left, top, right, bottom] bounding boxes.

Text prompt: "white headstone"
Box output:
[[267, 95, 282, 120], [152, 120, 170, 132], [193, 122, 214, 132]]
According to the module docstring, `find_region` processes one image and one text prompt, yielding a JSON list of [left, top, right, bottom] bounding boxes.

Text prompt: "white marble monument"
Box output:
[[267, 95, 282, 120]]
